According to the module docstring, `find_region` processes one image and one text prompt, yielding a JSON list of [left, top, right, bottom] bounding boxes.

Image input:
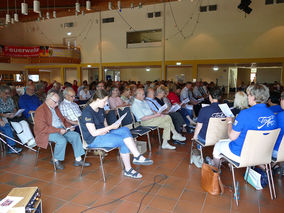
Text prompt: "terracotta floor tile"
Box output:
[[202, 204, 231, 213], [40, 183, 67, 196], [53, 187, 82, 201], [148, 195, 177, 212], [42, 196, 66, 213], [174, 199, 203, 213], [71, 191, 102, 206], [0, 183, 14, 195], [55, 202, 88, 213], [143, 206, 171, 213], [114, 200, 139, 213]]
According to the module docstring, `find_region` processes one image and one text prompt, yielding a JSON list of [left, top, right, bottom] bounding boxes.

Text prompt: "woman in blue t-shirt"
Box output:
[[80, 90, 153, 179], [213, 84, 278, 167]]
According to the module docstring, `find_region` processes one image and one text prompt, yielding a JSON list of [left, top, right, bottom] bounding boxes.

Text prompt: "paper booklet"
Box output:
[[0, 196, 23, 213], [114, 112, 128, 125], [181, 98, 190, 105], [12, 109, 25, 118], [218, 104, 234, 117], [66, 125, 78, 131], [202, 104, 210, 108], [185, 104, 193, 110], [197, 98, 204, 103], [157, 104, 167, 114], [169, 104, 181, 113]]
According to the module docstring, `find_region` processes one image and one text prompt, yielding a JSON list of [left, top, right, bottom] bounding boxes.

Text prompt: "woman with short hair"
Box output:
[[231, 91, 248, 116]]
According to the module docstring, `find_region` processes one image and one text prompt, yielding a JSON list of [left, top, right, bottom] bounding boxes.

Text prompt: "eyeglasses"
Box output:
[[68, 94, 76, 98], [50, 98, 59, 104]]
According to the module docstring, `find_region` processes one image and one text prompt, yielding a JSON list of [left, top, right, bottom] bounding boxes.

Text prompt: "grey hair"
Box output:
[[46, 90, 58, 100], [0, 85, 11, 93], [63, 87, 74, 98], [246, 84, 270, 104], [234, 91, 248, 110]]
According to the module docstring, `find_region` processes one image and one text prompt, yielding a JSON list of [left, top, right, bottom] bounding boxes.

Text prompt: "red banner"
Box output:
[[3, 46, 42, 57]]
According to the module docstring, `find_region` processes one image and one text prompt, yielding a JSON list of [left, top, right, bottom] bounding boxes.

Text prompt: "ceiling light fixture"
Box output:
[[213, 66, 219, 71], [67, 32, 72, 36], [176, 62, 182, 66], [33, 0, 41, 13], [108, 2, 112, 10], [14, 0, 19, 22], [21, 1, 28, 15], [87, 65, 92, 68], [146, 67, 151, 72], [6, 0, 10, 25], [53, 0, 56, 18], [86, 0, 91, 10], [46, 0, 50, 19], [117, 1, 121, 10], [75, 1, 80, 12]]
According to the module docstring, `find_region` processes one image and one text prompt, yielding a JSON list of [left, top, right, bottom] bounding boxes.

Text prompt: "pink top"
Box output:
[[109, 96, 124, 109]]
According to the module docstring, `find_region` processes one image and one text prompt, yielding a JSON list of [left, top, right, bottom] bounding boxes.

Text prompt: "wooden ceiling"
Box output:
[[0, 0, 176, 23]]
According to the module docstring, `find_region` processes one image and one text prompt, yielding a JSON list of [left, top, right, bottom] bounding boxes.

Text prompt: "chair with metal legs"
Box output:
[[190, 117, 228, 164], [220, 128, 280, 206], [78, 116, 118, 182]]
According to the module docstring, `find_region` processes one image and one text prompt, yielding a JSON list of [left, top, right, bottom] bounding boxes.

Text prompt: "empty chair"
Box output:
[[190, 117, 228, 164]]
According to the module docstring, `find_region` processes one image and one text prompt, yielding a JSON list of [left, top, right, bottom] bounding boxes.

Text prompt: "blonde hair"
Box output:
[[234, 91, 248, 109]]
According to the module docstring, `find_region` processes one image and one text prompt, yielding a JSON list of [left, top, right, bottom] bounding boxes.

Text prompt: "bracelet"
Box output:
[[227, 121, 233, 124]]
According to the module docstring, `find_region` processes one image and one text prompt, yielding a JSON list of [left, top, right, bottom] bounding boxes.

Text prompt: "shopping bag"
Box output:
[[244, 167, 267, 190]]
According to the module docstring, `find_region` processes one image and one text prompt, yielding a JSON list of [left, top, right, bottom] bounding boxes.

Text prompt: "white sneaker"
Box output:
[[172, 134, 186, 141], [162, 143, 176, 150]]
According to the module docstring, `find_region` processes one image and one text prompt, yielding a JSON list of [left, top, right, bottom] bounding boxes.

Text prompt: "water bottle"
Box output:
[[234, 181, 240, 200]]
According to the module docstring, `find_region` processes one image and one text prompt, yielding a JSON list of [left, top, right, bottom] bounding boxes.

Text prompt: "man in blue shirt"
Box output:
[[213, 84, 278, 167], [268, 92, 283, 114], [19, 84, 42, 123]]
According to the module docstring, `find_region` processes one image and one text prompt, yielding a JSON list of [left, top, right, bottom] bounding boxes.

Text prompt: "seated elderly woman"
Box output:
[[108, 87, 128, 110], [0, 85, 36, 149], [80, 90, 153, 179], [79, 86, 91, 101], [231, 91, 248, 116], [120, 86, 131, 104], [212, 84, 278, 167]]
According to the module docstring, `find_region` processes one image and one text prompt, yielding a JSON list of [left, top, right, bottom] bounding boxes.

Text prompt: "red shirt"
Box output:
[[167, 92, 180, 105]]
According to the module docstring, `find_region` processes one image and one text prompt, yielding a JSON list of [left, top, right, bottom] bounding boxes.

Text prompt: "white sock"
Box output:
[[53, 159, 58, 162], [75, 157, 82, 161]]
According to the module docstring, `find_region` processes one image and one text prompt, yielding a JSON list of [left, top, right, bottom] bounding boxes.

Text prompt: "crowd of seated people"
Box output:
[[1, 78, 284, 179]]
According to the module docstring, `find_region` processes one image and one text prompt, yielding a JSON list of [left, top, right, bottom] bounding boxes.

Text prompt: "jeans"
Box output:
[[0, 123, 15, 146], [88, 127, 132, 154], [180, 108, 193, 126], [49, 131, 85, 161]]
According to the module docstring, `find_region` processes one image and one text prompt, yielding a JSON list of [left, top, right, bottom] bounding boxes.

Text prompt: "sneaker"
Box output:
[[6, 147, 22, 154], [205, 156, 214, 166], [73, 160, 91, 167], [192, 155, 202, 168], [123, 168, 142, 179], [133, 154, 153, 166], [162, 143, 176, 150], [173, 140, 186, 145], [172, 134, 186, 141]]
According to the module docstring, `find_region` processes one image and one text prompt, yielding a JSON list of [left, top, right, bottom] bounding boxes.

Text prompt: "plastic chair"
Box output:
[[78, 116, 118, 182], [190, 117, 228, 164], [220, 128, 280, 206]]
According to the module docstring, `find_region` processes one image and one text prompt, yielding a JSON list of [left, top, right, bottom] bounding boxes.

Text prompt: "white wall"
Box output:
[[120, 67, 161, 83], [256, 67, 282, 84], [198, 66, 229, 87], [64, 68, 77, 83], [0, 0, 283, 64], [167, 66, 192, 82]]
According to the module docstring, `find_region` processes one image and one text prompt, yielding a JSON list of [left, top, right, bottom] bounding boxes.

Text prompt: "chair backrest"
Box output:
[[205, 117, 229, 146], [276, 136, 284, 163], [105, 109, 118, 125], [239, 128, 280, 167], [117, 106, 134, 127], [77, 116, 88, 150]]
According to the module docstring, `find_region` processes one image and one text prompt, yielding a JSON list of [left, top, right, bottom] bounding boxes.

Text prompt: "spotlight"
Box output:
[[238, 0, 252, 14], [21, 2, 28, 15], [108, 2, 112, 10], [33, 0, 41, 13], [86, 0, 91, 10]]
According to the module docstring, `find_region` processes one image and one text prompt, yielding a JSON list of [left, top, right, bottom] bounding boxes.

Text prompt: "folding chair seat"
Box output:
[[117, 107, 153, 152], [220, 129, 280, 206], [190, 117, 228, 164], [272, 136, 284, 186], [78, 116, 118, 182]]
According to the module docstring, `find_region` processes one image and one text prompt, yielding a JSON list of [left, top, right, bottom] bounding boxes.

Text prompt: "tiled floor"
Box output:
[[0, 132, 283, 213]]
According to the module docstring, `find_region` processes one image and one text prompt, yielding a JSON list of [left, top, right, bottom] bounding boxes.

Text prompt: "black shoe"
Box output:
[[50, 160, 64, 170], [73, 160, 91, 167], [186, 127, 195, 134], [7, 147, 22, 154], [173, 140, 186, 145]]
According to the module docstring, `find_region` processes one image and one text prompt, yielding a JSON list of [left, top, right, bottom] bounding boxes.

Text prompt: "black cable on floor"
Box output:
[[80, 174, 168, 213]]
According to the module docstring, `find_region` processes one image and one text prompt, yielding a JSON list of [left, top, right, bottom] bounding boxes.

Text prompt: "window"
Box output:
[[127, 29, 162, 48], [200, 6, 207, 12], [155, 12, 161, 17], [209, 5, 217, 11], [28, 75, 39, 82], [102, 17, 114, 23], [147, 13, 154, 18], [276, 0, 284, 3]]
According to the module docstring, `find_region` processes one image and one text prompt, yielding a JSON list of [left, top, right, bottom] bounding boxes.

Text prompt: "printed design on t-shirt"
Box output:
[[234, 120, 238, 126], [85, 117, 91, 121], [257, 115, 276, 129], [211, 112, 226, 118]]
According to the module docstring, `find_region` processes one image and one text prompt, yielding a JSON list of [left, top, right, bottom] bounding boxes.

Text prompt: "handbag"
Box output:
[[244, 167, 268, 190], [201, 163, 224, 195]]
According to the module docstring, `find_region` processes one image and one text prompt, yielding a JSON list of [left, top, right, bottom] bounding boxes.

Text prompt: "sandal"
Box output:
[[123, 168, 143, 179], [133, 154, 153, 166]]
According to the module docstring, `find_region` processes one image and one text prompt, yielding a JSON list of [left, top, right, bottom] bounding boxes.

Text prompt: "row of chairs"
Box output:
[[191, 117, 284, 206]]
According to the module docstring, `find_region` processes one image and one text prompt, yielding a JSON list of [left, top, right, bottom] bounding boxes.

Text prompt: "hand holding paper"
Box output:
[[181, 98, 190, 105], [12, 109, 25, 118], [157, 104, 167, 114], [114, 112, 127, 125], [218, 104, 234, 117], [169, 104, 181, 113]]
